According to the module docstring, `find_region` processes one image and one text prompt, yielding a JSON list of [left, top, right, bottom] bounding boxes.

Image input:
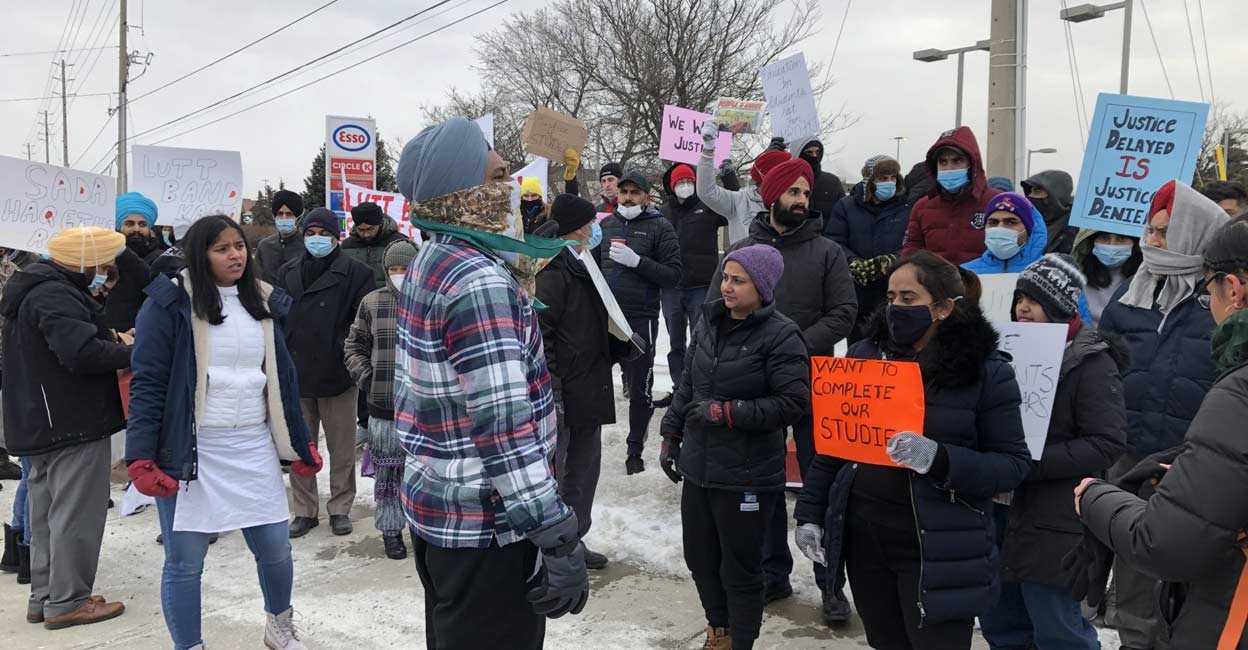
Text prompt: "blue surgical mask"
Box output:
[[304, 235, 335, 258], [937, 168, 970, 192], [984, 227, 1022, 260], [160, 230, 173, 246], [276, 218, 297, 234], [88, 271, 108, 293], [1092, 242, 1133, 268], [874, 182, 897, 201], [588, 222, 603, 249]]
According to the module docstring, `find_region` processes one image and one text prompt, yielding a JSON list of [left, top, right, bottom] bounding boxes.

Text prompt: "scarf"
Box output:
[[1211, 308, 1248, 374]]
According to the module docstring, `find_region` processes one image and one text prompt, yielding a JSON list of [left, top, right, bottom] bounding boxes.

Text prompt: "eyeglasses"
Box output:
[[1198, 272, 1227, 310]]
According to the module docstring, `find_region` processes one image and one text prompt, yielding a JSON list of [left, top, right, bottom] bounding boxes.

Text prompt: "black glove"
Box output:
[[1115, 446, 1182, 498], [1061, 531, 1113, 608], [659, 436, 682, 484], [526, 512, 589, 618], [766, 136, 788, 151], [687, 400, 732, 429]]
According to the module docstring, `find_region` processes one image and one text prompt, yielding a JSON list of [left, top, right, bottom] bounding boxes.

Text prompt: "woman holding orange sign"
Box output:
[[794, 250, 1031, 650]]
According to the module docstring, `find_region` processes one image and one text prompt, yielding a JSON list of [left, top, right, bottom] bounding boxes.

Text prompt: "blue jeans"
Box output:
[[661, 286, 708, 387], [156, 496, 293, 650], [980, 581, 1101, 650], [12, 456, 31, 544]]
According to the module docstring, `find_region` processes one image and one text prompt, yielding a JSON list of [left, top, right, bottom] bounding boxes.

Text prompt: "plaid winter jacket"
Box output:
[[344, 282, 399, 419], [394, 233, 567, 549]]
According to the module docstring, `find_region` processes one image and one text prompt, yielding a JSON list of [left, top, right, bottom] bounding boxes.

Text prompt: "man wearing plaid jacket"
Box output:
[[392, 117, 589, 650]]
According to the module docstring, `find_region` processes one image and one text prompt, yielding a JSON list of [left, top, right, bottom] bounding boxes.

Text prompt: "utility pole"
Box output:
[[41, 111, 52, 164], [56, 59, 72, 167], [116, 0, 128, 191], [986, 0, 1023, 184], [24, 143, 34, 160]]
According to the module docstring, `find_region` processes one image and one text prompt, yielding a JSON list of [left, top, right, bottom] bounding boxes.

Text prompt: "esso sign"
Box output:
[[333, 125, 371, 152]]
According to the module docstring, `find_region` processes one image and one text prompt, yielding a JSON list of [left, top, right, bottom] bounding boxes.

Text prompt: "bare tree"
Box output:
[[1195, 101, 1248, 187]]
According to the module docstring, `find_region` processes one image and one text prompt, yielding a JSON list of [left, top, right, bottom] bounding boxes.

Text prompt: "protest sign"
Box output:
[[713, 97, 766, 134], [521, 108, 587, 160], [475, 114, 495, 148], [979, 273, 1021, 328], [131, 145, 243, 233], [0, 155, 115, 254], [659, 105, 733, 167], [1070, 93, 1210, 237], [341, 175, 417, 240], [760, 52, 820, 143], [811, 356, 925, 467], [997, 322, 1067, 460], [578, 246, 635, 343]]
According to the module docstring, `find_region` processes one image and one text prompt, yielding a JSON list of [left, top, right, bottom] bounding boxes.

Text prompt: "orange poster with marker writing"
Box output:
[[811, 356, 925, 467]]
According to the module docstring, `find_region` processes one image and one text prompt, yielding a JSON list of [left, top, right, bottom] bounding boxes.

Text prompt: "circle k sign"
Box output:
[[333, 124, 372, 152]]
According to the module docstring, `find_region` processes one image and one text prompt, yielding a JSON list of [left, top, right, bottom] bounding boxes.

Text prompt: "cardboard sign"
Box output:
[[997, 322, 1067, 460], [713, 97, 766, 134], [521, 108, 587, 160], [979, 273, 1022, 328], [759, 53, 820, 143], [130, 145, 243, 234], [341, 175, 418, 241], [659, 105, 733, 167], [1069, 93, 1210, 237], [578, 246, 634, 343], [811, 356, 926, 467], [0, 156, 115, 254]]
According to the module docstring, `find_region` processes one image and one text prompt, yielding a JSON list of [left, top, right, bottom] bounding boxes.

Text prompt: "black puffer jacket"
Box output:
[[824, 181, 911, 338], [340, 217, 410, 289], [254, 230, 304, 285], [1098, 284, 1216, 456], [598, 207, 682, 320], [707, 213, 857, 356], [660, 300, 810, 491], [103, 247, 153, 332], [536, 247, 616, 428], [1, 262, 131, 456], [1000, 327, 1128, 586], [795, 306, 1032, 625], [1079, 359, 1248, 649], [1021, 170, 1077, 255], [661, 164, 728, 289]]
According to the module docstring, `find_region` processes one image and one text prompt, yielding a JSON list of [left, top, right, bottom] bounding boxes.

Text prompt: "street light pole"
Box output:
[[913, 40, 991, 129], [1120, 0, 1132, 94], [1061, 1, 1132, 95], [1026, 148, 1057, 177], [893, 136, 906, 161]]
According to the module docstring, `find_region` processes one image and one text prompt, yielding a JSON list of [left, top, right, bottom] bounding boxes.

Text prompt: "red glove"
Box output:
[[291, 442, 323, 477], [692, 400, 733, 429], [128, 460, 179, 497]]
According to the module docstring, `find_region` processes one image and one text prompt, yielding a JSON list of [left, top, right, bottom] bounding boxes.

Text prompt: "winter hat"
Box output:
[[760, 158, 814, 208], [1016, 253, 1087, 322], [350, 201, 384, 227], [1149, 180, 1177, 219], [551, 194, 596, 236], [750, 150, 792, 185], [115, 192, 158, 229], [383, 239, 418, 270], [47, 226, 126, 270], [984, 192, 1036, 234], [619, 170, 652, 194], [669, 164, 695, 190], [724, 244, 785, 305], [862, 155, 899, 179], [987, 176, 1015, 192], [302, 207, 341, 238], [396, 116, 489, 202], [599, 162, 623, 180], [271, 189, 304, 217], [520, 176, 544, 197]]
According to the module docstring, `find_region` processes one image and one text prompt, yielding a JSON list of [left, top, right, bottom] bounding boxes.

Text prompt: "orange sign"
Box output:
[[811, 356, 925, 467]]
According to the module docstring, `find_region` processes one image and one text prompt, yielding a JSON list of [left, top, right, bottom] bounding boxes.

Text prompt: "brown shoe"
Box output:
[[43, 597, 124, 630], [702, 625, 731, 650]]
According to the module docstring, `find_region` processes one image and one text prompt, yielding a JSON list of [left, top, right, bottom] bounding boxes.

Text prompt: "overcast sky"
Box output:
[[2, 0, 1241, 197]]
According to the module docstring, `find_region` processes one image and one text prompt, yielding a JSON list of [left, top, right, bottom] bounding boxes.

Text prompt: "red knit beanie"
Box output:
[[750, 150, 792, 185], [760, 158, 814, 208], [1149, 180, 1176, 219], [669, 164, 695, 190]]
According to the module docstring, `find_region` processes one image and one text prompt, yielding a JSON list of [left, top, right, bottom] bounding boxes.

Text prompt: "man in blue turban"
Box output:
[[115, 192, 164, 265], [102, 191, 165, 332], [393, 117, 589, 650]]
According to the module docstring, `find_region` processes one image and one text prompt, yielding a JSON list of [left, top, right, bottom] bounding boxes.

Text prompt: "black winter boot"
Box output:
[[0, 523, 18, 572], [16, 543, 31, 584], [383, 533, 407, 560]]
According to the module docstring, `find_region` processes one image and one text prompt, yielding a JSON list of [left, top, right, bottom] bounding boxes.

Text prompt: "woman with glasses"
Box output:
[[1093, 180, 1229, 647]]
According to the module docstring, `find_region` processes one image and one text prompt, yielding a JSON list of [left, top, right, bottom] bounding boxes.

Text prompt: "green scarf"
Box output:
[[1211, 308, 1248, 374]]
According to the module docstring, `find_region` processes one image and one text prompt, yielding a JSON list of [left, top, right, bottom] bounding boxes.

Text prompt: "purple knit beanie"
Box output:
[[724, 244, 785, 305], [984, 192, 1036, 234]]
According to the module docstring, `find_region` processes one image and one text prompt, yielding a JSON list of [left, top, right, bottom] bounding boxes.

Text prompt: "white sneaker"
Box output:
[[264, 607, 307, 650]]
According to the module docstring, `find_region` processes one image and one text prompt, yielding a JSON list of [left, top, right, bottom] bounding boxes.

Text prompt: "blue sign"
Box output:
[[1069, 93, 1210, 237]]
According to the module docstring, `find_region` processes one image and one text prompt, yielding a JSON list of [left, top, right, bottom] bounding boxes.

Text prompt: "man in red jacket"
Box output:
[[901, 126, 1002, 265]]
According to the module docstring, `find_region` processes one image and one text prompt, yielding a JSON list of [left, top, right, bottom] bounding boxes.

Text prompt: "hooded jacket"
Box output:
[[792, 137, 847, 218], [661, 163, 728, 289], [1, 261, 131, 456], [598, 206, 682, 320], [1021, 170, 1078, 255], [961, 205, 1049, 275], [706, 213, 857, 356], [697, 152, 764, 243], [255, 228, 305, 285], [340, 216, 411, 289], [823, 180, 911, 335], [902, 127, 1002, 264]]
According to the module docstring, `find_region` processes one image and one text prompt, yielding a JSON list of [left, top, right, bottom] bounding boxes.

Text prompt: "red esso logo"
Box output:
[[333, 125, 371, 152]]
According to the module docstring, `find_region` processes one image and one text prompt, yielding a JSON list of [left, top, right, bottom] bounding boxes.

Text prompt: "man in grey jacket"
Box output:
[[695, 120, 793, 243]]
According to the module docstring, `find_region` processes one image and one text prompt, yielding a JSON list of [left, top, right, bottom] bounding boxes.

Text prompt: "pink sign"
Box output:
[[659, 105, 733, 166]]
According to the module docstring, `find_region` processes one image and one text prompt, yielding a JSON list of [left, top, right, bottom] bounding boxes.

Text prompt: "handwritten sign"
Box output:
[[0, 155, 115, 254], [713, 97, 766, 135], [979, 273, 1022, 328], [341, 175, 418, 241], [811, 356, 925, 467], [1070, 93, 1210, 237], [131, 145, 243, 234], [760, 53, 820, 143], [997, 322, 1067, 460], [659, 105, 733, 167], [521, 108, 587, 160]]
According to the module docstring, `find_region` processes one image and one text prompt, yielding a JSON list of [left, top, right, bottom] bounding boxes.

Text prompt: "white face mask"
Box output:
[[618, 204, 643, 220], [388, 273, 405, 288], [674, 182, 695, 200]]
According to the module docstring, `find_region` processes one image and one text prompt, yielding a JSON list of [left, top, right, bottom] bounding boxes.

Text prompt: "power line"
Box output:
[[25, 0, 86, 147], [0, 92, 111, 103], [0, 45, 116, 58], [146, 0, 510, 146], [827, 0, 852, 68], [129, 0, 340, 104], [1059, 1, 1090, 137], [68, 10, 122, 114], [73, 112, 116, 168], [1138, 0, 1175, 99], [1196, 0, 1215, 105], [1059, 12, 1086, 150], [1181, 0, 1205, 102]]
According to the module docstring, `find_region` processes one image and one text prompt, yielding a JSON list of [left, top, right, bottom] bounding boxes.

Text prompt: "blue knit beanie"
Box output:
[[115, 192, 158, 229]]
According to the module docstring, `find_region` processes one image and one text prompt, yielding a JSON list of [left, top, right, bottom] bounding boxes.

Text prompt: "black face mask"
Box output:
[[886, 303, 935, 346], [800, 153, 822, 177], [126, 232, 158, 255], [520, 199, 543, 215], [774, 204, 807, 229], [1029, 196, 1050, 219]]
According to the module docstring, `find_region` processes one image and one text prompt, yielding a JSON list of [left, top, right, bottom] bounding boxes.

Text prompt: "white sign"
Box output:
[[510, 157, 550, 210], [130, 145, 243, 234], [0, 155, 115, 254], [980, 273, 1022, 328], [759, 52, 820, 143], [997, 322, 1068, 460], [341, 174, 419, 241], [476, 114, 495, 149], [578, 246, 634, 343]]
